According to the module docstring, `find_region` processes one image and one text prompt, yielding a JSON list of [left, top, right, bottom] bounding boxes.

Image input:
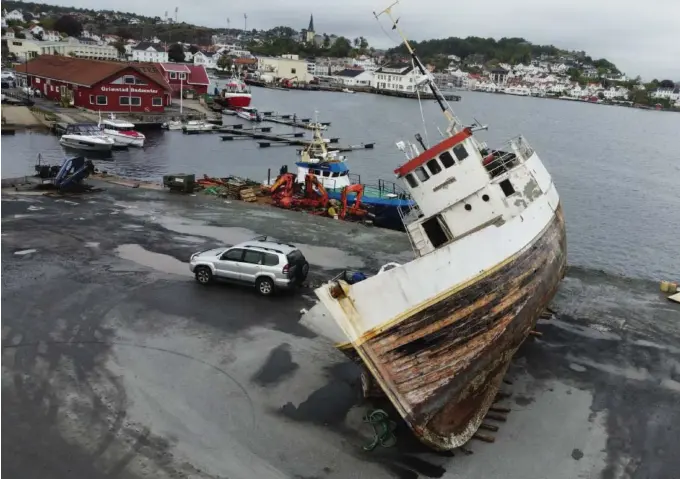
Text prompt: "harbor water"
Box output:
[[2, 89, 679, 282]]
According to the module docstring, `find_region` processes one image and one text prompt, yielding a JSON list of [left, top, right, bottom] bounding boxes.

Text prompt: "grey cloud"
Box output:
[[43, 0, 680, 79]]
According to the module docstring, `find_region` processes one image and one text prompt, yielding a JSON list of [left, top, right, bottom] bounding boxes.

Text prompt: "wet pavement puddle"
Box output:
[[115, 244, 191, 277]]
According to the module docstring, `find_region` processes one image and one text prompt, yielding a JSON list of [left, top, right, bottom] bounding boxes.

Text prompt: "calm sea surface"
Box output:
[[3, 90, 679, 281]]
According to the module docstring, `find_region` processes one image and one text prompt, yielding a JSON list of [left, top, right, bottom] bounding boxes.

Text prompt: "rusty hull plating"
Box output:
[[339, 206, 567, 450]]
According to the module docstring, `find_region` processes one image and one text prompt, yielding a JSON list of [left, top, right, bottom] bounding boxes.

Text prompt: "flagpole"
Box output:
[[180, 75, 183, 114], [129, 85, 131, 113]]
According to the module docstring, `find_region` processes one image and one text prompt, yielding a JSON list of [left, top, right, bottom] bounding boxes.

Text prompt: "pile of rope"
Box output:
[[362, 409, 397, 451]]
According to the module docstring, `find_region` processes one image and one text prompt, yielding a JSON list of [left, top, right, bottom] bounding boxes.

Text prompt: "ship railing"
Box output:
[[481, 135, 535, 179]]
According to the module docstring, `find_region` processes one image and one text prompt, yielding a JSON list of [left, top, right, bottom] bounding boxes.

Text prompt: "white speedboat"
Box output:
[[341, 88, 355, 94], [59, 124, 114, 151], [236, 107, 262, 122], [100, 114, 145, 147], [162, 120, 183, 130], [182, 120, 216, 132]]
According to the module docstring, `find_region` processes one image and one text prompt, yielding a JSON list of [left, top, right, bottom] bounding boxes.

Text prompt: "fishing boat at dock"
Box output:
[[270, 122, 414, 231], [301, 2, 566, 452]]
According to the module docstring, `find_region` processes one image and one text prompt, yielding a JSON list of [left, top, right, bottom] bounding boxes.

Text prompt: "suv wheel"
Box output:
[[256, 277, 274, 296], [195, 266, 213, 285]]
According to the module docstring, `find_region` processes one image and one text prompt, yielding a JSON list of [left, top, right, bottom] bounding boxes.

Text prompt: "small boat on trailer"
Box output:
[[302, 2, 566, 452]]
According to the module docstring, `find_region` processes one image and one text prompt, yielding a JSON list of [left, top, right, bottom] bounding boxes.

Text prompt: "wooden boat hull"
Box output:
[[338, 205, 566, 449]]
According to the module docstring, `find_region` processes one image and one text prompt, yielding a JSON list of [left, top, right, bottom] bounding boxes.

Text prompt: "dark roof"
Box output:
[[333, 69, 363, 78], [199, 51, 216, 57], [134, 42, 166, 52], [491, 67, 508, 74], [376, 64, 413, 75], [308, 14, 314, 32], [15, 55, 171, 91]]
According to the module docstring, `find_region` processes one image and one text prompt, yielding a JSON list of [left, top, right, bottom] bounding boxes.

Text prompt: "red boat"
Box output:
[[216, 77, 252, 109]]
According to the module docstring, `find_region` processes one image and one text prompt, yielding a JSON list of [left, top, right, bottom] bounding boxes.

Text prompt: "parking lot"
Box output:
[[2, 183, 679, 479]]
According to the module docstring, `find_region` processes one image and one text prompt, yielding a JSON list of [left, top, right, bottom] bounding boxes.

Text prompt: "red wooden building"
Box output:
[[15, 55, 173, 113], [159, 63, 210, 97]]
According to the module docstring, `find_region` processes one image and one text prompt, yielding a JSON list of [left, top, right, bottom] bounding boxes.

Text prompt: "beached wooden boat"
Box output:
[[301, 2, 567, 451]]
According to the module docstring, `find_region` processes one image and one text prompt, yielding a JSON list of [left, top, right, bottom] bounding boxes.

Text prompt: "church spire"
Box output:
[[308, 14, 314, 32]]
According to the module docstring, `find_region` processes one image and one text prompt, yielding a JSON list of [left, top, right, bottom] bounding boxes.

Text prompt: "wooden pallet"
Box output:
[[240, 188, 257, 202]]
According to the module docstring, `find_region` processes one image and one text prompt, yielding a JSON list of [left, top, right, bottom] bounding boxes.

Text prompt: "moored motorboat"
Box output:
[[341, 88, 355, 94], [236, 107, 262, 122], [302, 3, 566, 451], [99, 114, 145, 147], [162, 120, 183, 130], [59, 123, 115, 151], [182, 120, 216, 132]]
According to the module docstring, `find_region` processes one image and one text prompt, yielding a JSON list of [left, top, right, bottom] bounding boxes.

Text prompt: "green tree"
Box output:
[[628, 89, 649, 105], [659, 79, 675, 89], [328, 36, 351, 57], [217, 55, 232, 71], [112, 41, 126, 57], [167, 43, 185, 62], [54, 15, 82, 37], [322, 33, 330, 49], [359, 36, 368, 53]]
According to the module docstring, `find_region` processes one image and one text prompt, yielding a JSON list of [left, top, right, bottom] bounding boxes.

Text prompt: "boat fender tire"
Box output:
[[256, 277, 275, 296], [194, 266, 213, 285]]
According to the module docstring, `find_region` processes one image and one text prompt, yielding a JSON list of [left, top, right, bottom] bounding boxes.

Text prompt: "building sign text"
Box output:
[[101, 86, 159, 94]]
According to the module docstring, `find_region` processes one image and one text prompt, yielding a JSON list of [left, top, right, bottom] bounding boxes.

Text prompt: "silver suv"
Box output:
[[189, 236, 310, 296]]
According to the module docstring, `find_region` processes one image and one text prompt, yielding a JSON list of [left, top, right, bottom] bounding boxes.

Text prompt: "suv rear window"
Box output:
[[263, 253, 279, 266], [286, 250, 305, 264]]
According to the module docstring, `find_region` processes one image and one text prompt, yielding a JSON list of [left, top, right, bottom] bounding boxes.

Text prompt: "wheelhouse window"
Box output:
[[439, 151, 455, 168], [152, 97, 162, 106], [415, 166, 430, 182], [405, 173, 419, 188], [453, 144, 469, 162], [96, 95, 107, 105], [426, 158, 442, 175]]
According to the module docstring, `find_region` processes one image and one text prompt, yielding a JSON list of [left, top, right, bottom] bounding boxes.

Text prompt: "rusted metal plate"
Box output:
[[338, 206, 567, 450]]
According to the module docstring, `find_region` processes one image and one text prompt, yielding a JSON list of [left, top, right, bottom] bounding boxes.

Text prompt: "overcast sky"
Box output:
[[43, 0, 680, 79]]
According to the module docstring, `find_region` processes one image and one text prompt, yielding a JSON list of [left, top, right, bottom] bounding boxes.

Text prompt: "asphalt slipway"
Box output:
[[2, 183, 679, 479]]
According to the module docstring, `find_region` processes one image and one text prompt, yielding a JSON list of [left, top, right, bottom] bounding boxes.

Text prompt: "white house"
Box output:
[[28, 25, 44, 37], [4, 27, 15, 38], [183, 45, 194, 63], [330, 69, 373, 87], [4, 9, 24, 22], [257, 56, 313, 82], [129, 18, 140, 25], [193, 51, 218, 70], [352, 56, 378, 72], [132, 42, 168, 63], [372, 63, 430, 93], [651, 87, 679, 101]]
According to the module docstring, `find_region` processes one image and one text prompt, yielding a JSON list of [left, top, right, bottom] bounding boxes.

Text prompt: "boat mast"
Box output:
[[374, 1, 462, 134]]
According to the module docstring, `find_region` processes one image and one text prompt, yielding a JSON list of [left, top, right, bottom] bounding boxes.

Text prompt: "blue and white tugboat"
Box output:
[[285, 122, 414, 230], [302, 1, 567, 451]]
